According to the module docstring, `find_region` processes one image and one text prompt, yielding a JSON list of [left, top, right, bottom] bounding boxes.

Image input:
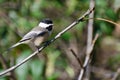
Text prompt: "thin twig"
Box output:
[[92, 33, 99, 45], [95, 18, 120, 27], [84, 18, 120, 27], [70, 49, 83, 68], [78, 33, 99, 80], [0, 7, 94, 77]]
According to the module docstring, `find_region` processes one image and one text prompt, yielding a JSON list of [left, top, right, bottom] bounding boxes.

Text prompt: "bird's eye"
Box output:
[[46, 25, 52, 31]]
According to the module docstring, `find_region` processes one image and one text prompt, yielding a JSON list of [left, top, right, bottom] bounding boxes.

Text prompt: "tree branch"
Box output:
[[0, 7, 94, 77], [78, 33, 99, 80], [84, 0, 95, 79], [78, 1, 95, 80]]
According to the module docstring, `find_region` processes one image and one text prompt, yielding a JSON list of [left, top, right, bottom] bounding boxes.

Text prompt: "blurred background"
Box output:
[[0, 0, 120, 80]]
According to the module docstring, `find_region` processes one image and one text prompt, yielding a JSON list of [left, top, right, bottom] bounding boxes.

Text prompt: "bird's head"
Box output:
[[39, 18, 53, 31]]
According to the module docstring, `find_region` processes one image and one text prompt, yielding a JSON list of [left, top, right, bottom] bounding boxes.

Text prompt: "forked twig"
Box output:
[[78, 33, 99, 80], [84, 0, 95, 79]]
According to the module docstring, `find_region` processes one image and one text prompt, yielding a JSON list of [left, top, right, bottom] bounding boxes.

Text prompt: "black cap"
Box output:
[[41, 18, 53, 24]]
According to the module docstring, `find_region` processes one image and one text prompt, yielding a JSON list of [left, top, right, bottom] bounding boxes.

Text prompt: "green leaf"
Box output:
[[30, 59, 44, 80], [15, 50, 31, 80]]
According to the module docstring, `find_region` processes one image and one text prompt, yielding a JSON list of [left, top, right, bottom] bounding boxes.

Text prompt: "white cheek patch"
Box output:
[[39, 22, 49, 28]]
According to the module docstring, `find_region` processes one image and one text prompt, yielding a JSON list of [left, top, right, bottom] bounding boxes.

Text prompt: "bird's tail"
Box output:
[[3, 42, 22, 54], [7, 42, 21, 51]]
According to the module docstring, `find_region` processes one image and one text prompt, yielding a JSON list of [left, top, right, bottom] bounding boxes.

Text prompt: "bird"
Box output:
[[8, 18, 53, 52]]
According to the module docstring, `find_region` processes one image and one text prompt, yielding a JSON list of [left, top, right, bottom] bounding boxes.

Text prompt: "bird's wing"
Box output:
[[19, 30, 47, 43], [19, 31, 37, 42]]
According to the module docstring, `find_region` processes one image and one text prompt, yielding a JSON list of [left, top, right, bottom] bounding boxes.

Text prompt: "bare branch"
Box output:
[[95, 18, 120, 27], [78, 33, 99, 80], [70, 49, 83, 68], [84, 0, 95, 79], [77, 1, 95, 80], [0, 7, 94, 77]]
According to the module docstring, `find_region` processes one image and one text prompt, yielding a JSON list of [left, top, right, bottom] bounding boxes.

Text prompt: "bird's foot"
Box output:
[[36, 46, 40, 53]]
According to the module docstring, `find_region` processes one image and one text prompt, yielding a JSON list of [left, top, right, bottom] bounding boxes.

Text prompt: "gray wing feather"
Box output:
[[20, 31, 39, 42], [20, 30, 47, 42]]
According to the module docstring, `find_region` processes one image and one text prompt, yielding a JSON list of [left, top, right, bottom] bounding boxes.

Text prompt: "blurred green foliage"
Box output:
[[15, 51, 31, 80], [0, 0, 120, 80]]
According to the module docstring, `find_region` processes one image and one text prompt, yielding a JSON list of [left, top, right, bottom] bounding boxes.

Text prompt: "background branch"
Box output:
[[70, 49, 83, 68], [78, 33, 99, 80], [78, 1, 95, 80], [84, 0, 95, 79]]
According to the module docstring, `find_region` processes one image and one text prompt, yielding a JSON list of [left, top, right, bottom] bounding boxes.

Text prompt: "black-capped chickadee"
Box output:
[[8, 18, 53, 52]]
